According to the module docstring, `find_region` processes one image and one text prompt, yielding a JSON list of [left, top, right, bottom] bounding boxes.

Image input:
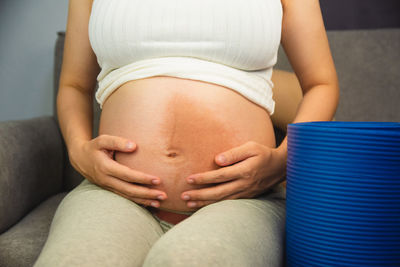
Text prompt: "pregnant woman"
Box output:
[[35, 0, 338, 266]]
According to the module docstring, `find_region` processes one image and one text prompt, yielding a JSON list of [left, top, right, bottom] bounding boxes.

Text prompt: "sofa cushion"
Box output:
[[0, 117, 64, 233], [0, 193, 67, 267], [276, 28, 400, 122]]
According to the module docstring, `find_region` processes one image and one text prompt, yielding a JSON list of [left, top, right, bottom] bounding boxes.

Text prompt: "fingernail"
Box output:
[[157, 195, 165, 200], [187, 202, 197, 208], [152, 179, 160, 185], [182, 194, 190, 200], [150, 201, 159, 207], [217, 154, 226, 164], [126, 141, 134, 149], [187, 175, 197, 184]]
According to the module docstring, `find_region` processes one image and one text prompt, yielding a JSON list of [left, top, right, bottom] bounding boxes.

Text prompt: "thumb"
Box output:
[[215, 141, 259, 166], [96, 134, 137, 152]]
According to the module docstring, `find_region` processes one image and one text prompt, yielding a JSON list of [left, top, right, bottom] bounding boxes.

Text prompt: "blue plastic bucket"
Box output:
[[286, 121, 400, 266]]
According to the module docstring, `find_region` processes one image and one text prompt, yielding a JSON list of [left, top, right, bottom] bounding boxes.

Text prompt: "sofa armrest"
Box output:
[[0, 116, 64, 233]]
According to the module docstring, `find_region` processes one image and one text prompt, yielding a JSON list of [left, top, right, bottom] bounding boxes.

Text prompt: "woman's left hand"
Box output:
[[181, 141, 287, 208]]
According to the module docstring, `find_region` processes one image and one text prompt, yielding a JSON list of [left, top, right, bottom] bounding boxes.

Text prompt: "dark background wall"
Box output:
[[320, 0, 400, 30]]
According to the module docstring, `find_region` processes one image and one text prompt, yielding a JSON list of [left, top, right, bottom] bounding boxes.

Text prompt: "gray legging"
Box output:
[[34, 179, 286, 267]]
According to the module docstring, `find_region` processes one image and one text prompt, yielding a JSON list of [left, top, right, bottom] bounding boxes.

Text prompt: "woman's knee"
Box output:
[[54, 179, 152, 221], [50, 179, 164, 240], [143, 232, 241, 267], [35, 179, 164, 267], [196, 197, 286, 223], [143, 198, 286, 267]]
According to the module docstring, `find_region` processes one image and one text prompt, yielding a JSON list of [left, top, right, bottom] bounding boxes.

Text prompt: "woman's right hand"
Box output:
[[68, 134, 167, 208]]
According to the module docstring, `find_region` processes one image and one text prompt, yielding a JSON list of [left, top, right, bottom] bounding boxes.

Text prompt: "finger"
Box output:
[[103, 149, 114, 159], [96, 134, 137, 152], [182, 179, 244, 202], [103, 176, 168, 201], [186, 166, 238, 185], [215, 141, 260, 166], [186, 200, 216, 209], [104, 159, 162, 185], [105, 186, 162, 208], [186, 158, 256, 185]]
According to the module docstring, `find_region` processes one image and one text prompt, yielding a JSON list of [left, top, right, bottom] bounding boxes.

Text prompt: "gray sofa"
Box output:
[[1, 29, 399, 267]]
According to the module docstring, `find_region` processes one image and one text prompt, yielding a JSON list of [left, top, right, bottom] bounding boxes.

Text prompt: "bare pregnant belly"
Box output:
[[98, 76, 276, 212]]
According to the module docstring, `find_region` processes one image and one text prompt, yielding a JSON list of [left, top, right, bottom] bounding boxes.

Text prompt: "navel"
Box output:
[[162, 148, 185, 162], [166, 151, 179, 158]]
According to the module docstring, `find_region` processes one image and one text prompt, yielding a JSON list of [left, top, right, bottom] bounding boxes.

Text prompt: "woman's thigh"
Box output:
[[143, 186, 286, 267], [34, 179, 164, 267]]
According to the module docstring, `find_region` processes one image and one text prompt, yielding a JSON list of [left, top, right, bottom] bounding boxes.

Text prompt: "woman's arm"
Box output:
[[57, 0, 99, 149], [58, 0, 167, 207], [276, 0, 340, 157]]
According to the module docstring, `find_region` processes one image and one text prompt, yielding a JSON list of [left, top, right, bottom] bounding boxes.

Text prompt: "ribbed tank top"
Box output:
[[89, 0, 283, 115]]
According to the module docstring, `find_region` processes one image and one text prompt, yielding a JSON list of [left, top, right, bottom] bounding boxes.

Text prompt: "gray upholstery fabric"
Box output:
[[0, 193, 67, 267], [0, 117, 64, 234], [329, 29, 400, 121], [276, 28, 400, 122]]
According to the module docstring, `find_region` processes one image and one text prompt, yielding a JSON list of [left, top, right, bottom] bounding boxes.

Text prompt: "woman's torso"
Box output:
[[92, 0, 283, 213], [98, 76, 276, 212]]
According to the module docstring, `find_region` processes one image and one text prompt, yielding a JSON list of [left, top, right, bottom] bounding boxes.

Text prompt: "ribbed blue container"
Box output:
[[286, 121, 400, 267]]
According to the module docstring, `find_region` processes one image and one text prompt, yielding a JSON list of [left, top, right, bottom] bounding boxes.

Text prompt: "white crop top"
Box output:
[[88, 0, 283, 115]]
